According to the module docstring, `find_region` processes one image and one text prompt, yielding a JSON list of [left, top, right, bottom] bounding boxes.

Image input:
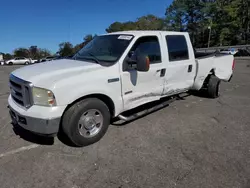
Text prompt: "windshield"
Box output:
[[73, 34, 134, 64]]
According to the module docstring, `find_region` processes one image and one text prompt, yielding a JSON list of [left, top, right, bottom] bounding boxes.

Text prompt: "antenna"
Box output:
[[67, 0, 71, 42]]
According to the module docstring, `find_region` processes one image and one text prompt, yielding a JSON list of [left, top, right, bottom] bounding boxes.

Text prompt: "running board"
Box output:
[[118, 97, 177, 122]]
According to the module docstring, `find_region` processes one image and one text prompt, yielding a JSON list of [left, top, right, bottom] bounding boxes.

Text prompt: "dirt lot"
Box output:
[[0, 60, 250, 188]]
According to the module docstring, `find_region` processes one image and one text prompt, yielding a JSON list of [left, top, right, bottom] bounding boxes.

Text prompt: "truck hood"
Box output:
[[12, 59, 101, 87]]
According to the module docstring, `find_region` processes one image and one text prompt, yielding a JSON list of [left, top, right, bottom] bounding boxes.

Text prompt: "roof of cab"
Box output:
[[102, 30, 188, 36]]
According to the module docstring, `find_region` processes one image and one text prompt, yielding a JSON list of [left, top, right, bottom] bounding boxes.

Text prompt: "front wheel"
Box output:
[[24, 61, 29, 65], [62, 98, 111, 147]]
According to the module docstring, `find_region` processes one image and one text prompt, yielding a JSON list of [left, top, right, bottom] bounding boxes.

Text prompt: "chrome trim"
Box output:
[[9, 74, 33, 109]]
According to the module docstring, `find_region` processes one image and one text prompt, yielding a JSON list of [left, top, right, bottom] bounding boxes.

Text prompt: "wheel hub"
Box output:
[[78, 109, 103, 138], [84, 117, 96, 130]]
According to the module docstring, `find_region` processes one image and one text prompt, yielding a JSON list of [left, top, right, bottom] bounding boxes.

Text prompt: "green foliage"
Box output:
[[165, 0, 250, 47], [29, 46, 38, 59], [106, 15, 164, 33], [39, 48, 52, 58], [57, 34, 97, 57], [9, 47, 52, 60], [74, 34, 97, 54], [13, 48, 30, 58], [3, 53, 13, 60], [58, 42, 74, 57]]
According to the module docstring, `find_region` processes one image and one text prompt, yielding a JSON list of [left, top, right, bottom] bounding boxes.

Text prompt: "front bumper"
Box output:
[[8, 95, 66, 136]]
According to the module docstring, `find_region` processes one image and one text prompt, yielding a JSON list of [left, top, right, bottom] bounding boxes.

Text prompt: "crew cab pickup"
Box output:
[[8, 31, 234, 146]]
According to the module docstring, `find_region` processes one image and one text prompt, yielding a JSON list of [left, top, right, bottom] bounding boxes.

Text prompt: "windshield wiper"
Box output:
[[74, 52, 101, 64], [84, 52, 101, 64]]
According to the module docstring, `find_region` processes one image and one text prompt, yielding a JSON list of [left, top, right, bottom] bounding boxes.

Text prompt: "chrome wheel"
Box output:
[[78, 109, 103, 138]]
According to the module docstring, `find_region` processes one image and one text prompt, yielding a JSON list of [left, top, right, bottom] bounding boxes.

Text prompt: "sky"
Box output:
[[0, 0, 172, 54]]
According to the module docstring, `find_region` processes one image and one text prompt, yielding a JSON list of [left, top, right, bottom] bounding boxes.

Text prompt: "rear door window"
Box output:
[[166, 35, 189, 62]]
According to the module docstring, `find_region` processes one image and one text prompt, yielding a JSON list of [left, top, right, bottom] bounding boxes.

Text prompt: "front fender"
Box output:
[[53, 67, 123, 116]]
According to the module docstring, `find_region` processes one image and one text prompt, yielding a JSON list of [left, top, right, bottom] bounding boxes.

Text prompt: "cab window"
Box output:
[[129, 36, 162, 64], [166, 35, 189, 61]]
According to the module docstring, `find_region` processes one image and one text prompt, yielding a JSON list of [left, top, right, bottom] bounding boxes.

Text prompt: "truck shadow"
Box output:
[[188, 90, 211, 99], [12, 123, 54, 145], [12, 123, 79, 147], [57, 127, 80, 147]]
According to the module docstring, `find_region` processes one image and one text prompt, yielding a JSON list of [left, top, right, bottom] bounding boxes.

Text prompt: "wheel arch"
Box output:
[[62, 93, 116, 118], [202, 68, 216, 87]]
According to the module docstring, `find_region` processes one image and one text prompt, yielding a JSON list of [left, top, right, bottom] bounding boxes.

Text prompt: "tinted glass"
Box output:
[[130, 36, 161, 64], [166, 35, 189, 61], [74, 35, 133, 64]]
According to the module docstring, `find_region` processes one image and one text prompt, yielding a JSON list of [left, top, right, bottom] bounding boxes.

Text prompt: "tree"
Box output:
[[136, 15, 164, 30], [83, 34, 94, 44], [74, 34, 97, 53], [106, 15, 164, 33], [29, 46, 38, 59], [58, 42, 74, 57], [239, 0, 250, 43], [165, 0, 186, 31], [165, 0, 206, 46], [164, 0, 250, 47], [38, 48, 52, 58], [3, 53, 13, 60], [13, 48, 30, 58], [106, 22, 128, 33]]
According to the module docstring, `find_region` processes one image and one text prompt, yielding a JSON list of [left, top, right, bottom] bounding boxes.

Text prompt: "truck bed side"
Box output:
[[193, 54, 234, 90]]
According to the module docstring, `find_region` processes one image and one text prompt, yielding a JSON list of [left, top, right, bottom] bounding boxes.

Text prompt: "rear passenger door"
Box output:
[[162, 34, 196, 96], [163, 34, 196, 96]]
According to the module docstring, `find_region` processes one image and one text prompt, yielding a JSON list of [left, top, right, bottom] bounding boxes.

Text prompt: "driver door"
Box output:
[[121, 35, 165, 111]]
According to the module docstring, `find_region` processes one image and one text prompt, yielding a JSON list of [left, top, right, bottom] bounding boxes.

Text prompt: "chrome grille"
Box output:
[[9, 74, 33, 108]]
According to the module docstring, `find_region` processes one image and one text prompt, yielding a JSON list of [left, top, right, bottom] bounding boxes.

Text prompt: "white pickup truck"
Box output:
[[8, 31, 235, 146]]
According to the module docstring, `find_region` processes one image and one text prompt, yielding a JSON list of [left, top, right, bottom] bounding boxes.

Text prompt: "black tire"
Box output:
[[24, 61, 29, 65], [62, 98, 110, 147], [207, 75, 221, 98], [9, 62, 13, 65]]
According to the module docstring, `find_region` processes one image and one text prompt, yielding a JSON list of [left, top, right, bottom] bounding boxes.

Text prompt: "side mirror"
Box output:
[[136, 54, 150, 72]]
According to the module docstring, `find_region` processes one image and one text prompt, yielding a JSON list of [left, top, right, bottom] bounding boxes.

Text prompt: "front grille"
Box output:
[[9, 74, 33, 108]]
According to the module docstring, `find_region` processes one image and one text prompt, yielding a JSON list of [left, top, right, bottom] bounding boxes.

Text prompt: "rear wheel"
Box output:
[[207, 75, 221, 98], [62, 98, 111, 147]]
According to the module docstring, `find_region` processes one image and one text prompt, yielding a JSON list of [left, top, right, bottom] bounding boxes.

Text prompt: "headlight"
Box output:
[[32, 87, 56, 107]]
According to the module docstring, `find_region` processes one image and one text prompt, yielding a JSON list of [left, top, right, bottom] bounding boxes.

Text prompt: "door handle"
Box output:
[[156, 69, 166, 77], [188, 65, 193, 72], [156, 70, 161, 73]]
